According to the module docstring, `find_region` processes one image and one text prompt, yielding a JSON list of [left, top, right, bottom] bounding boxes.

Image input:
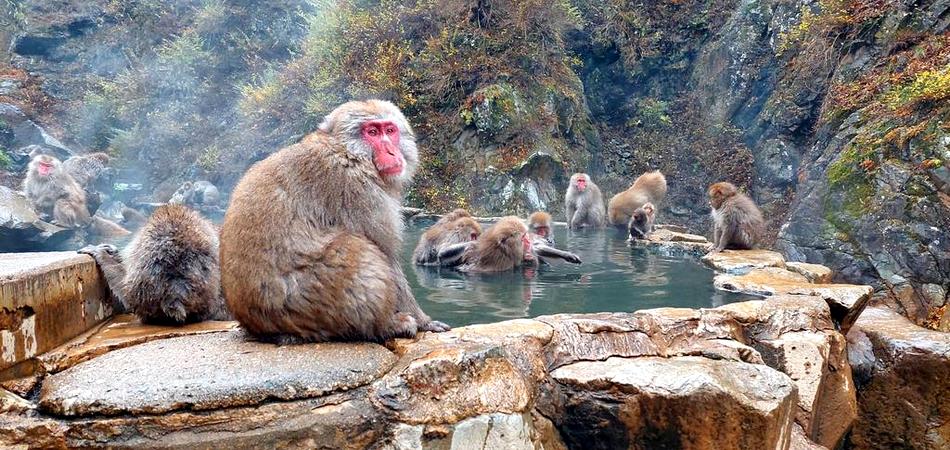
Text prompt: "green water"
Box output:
[[403, 221, 756, 327]]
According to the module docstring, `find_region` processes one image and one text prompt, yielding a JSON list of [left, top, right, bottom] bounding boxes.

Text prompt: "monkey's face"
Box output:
[[453, 218, 481, 242], [708, 183, 737, 209], [574, 175, 588, 191], [31, 155, 60, 177], [520, 232, 535, 262], [361, 120, 405, 178]]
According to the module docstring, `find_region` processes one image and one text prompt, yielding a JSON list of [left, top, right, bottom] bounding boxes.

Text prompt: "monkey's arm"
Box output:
[[77, 244, 128, 311], [437, 242, 476, 267], [533, 244, 582, 264], [566, 202, 576, 229]]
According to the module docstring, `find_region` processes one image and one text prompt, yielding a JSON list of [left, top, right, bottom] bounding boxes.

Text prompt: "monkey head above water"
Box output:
[[528, 211, 554, 245], [220, 99, 448, 344], [413, 209, 482, 266], [707, 182, 765, 254], [628, 202, 656, 240], [564, 173, 606, 229], [456, 216, 536, 273]]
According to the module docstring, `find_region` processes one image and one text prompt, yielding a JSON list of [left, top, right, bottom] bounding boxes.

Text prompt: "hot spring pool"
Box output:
[[403, 220, 757, 327]]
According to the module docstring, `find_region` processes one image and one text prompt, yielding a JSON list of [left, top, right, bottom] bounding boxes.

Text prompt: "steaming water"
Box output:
[[404, 221, 757, 327]]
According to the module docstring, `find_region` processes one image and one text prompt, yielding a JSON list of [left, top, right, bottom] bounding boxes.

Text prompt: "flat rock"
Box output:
[[714, 268, 872, 332], [786, 262, 833, 283], [631, 228, 713, 257], [846, 307, 950, 450], [38, 330, 396, 417], [550, 356, 798, 450], [702, 249, 787, 274]]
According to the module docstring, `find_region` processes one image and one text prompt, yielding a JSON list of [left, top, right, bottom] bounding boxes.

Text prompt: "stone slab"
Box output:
[[1, 252, 111, 379], [786, 262, 833, 283], [702, 249, 787, 274], [39, 330, 396, 417]]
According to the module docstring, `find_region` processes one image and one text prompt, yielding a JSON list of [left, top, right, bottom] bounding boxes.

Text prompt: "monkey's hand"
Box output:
[[420, 320, 451, 332], [563, 253, 582, 264], [78, 244, 120, 259]]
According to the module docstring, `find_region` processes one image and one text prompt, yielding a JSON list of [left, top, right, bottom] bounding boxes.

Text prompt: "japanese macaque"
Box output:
[[413, 210, 482, 266], [456, 216, 536, 273], [87, 216, 132, 239], [528, 211, 555, 245], [121, 206, 149, 230], [79, 205, 227, 324], [22, 154, 90, 227], [707, 182, 765, 254], [565, 173, 606, 229], [220, 99, 449, 344], [607, 170, 667, 227], [63, 152, 113, 192], [628, 202, 656, 240], [170, 181, 221, 208]]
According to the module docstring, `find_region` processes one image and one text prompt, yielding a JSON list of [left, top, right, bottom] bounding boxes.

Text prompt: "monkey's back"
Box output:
[[220, 133, 405, 342], [718, 193, 765, 247], [607, 171, 666, 226], [123, 205, 223, 324]]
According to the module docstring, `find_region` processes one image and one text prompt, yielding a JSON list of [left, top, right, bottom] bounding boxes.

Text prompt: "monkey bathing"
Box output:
[[607, 170, 667, 227], [22, 154, 90, 228], [220, 99, 450, 344], [707, 182, 765, 254], [456, 216, 537, 272], [564, 173, 606, 229], [79, 204, 227, 324], [628, 202, 656, 240], [527, 211, 555, 244], [413, 209, 482, 266]]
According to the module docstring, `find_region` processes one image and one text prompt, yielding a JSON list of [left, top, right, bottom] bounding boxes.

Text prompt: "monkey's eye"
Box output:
[[384, 126, 397, 135], [367, 128, 379, 136]]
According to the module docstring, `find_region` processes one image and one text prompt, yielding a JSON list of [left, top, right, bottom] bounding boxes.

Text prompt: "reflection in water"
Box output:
[[404, 221, 756, 327]]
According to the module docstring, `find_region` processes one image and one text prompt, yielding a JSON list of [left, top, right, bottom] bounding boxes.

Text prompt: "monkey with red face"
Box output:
[[565, 173, 606, 229], [22, 154, 90, 228], [221, 99, 449, 344]]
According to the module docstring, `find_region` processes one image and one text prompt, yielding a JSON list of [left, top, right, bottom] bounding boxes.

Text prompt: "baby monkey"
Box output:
[[628, 202, 656, 240]]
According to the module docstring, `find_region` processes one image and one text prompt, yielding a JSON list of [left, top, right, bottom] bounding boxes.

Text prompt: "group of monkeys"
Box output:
[[58, 99, 764, 346]]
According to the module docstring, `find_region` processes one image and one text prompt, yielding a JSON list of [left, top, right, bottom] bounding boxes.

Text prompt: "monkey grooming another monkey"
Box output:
[[607, 170, 667, 227], [413, 210, 482, 266], [628, 202, 656, 240], [707, 182, 765, 254], [565, 173, 606, 229], [22, 154, 90, 227], [527, 211, 555, 245], [220, 99, 450, 344], [79, 204, 228, 324], [455, 216, 536, 273]]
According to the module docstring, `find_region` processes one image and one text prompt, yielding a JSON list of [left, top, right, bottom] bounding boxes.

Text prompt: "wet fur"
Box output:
[[413, 210, 481, 266], [565, 173, 606, 229], [458, 216, 532, 272], [220, 99, 447, 344], [22, 155, 90, 227], [628, 202, 656, 240], [607, 171, 667, 227], [708, 182, 765, 252]]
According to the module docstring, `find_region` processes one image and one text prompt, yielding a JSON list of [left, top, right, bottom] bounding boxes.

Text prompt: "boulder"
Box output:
[[0, 186, 74, 252], [846, 307, 950, 450], [631, 228, 713, 257], [786, 262, 833, 283], [0, 103, 73, 163], [702, 249, 787, 274], [549, 356, 798, 450]]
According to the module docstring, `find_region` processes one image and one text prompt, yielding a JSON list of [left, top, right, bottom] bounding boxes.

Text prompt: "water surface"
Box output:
[[403, 221, 756, 327]]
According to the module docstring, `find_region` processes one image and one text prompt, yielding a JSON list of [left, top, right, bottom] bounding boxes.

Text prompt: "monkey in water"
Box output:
[[450, 216, 581, 272], [707, 182, 765, 254], [413, 209, 482, 266], [527, 211, 555, 245], [79, 204, 228, 324], [220, 99, 450, 344], [22, 154, 90, 227], [607, 170, 667, 227], [565, 173, 606, 229], [628, 202, 656, 240]]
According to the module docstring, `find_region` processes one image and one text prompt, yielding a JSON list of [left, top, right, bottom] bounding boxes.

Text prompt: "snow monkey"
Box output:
[[628, 202, 656, 240], [22, 154, 90, 227], [528, 211, 555, 245], [79, 205, 227, 324], [456, 216, 536, 273], [413, 209, 482, 266], [607, 170, 667, 227], [220, 99, 450, 344], [564, 173, 606, 229], [63, 152, 113, 193], [707, 182, 765, 254]]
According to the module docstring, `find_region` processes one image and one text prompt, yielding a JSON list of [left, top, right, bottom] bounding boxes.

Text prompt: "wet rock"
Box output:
[[713, 295, 835, 341], [0, 103, 73, 161], [846, 307, 950, 450], [631, 228, 713, 257], [549, 356, 798, 450], [0, 186, 75, 252], [702, 249, 787, 274], [786, 262, 833, 283], [449, 412, 534, 450], [0, 251, 110, 379], [714, 268, 873, 332], [39, 314, 238, 373], [39, 331, 396, 416]]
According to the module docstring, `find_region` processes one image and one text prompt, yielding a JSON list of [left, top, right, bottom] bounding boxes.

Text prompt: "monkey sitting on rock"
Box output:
[[707, 182, 765, 254], [79, 204, 228, 324], [22, 153, 91, 228]]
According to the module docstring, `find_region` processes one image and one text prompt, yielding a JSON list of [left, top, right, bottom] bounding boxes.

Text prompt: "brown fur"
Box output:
[[63, 152, 112, 189], [707, 182, 765, 253], [22, 154, 90, 227], [413, 211, 481, 266], [458, 216, 535, 272], [565, 173, 606, 229], [79, 205, 227, 324], [121, 207, 149, 230], [528, 211, 554, 244], [220, 99, 448, 344], [607, 170, 667, 226], [628, 202, 656, 240], [87, 216, 132, 238]]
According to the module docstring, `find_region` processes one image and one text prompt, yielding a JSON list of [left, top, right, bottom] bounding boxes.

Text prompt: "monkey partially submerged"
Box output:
[[220, 99, 450, 344], [527, 211, 555, 245], [441, 216, 581, 272], [607, 170, 667, 227], [22, 154, 90, 228], [79, 204, 228, 324], [628, 202, 656, 240], [564, 173, 606, 229], [707, 182, 765, 254], [413, 209, 481, 266]]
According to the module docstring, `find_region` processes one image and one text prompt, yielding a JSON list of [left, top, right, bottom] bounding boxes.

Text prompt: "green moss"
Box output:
[[0, 148, 12, 170], [826, 147, 875, 219], [883, 67, 950, 111]]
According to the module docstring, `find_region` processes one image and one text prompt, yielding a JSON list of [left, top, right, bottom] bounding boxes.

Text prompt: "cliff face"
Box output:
[[2, 0, 948, 328]]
